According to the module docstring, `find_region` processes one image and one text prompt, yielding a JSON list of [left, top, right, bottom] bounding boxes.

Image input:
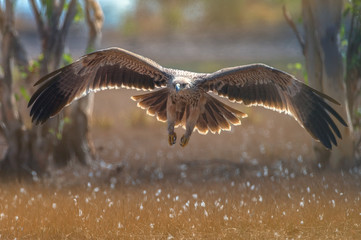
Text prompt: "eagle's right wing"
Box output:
[[28, 48, 171, 124]]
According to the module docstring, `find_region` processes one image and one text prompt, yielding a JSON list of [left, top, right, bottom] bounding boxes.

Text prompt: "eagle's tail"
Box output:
[[132, 90, 247, 134], [131, 89, 169, 122], [195, 95, 247, 135]]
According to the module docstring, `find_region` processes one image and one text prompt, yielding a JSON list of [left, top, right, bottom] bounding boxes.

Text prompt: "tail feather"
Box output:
[[195, 95, 247, 134], [133, 91, 247, 135], [175, 104, 186, 127], [147, 96, 167, 116], [196, 114, 209, 134], [155, 99, 168, 122], [204, 103, 221, 133], [207, 99, 231, 131], [131, 89, 169, 122]]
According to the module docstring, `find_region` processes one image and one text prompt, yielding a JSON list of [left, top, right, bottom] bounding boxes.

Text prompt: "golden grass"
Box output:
[[1, 170, 361, 239]]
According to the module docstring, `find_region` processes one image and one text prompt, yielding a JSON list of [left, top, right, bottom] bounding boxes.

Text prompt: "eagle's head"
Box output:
[[172, 77, 192, 92]]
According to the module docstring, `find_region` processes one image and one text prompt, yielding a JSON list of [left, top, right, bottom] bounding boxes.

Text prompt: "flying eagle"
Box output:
[[28, 47, 347, 149]]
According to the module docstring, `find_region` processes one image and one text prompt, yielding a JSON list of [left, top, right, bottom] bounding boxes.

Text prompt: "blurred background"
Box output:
[[16, 0, 302, 64], [1, 1, 361, 238], [0, 0, 359, 178], [3, 0, 309, 172]]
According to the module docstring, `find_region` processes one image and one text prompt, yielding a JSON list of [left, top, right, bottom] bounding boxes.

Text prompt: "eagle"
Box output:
[[28, 47, 347, 149]]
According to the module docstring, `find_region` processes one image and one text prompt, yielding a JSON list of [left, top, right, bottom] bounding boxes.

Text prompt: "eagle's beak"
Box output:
[[175, 83, 181, 92]]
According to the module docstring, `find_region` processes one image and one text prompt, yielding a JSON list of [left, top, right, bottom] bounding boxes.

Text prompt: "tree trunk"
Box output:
[[345, 1, 361, 160], [0, 0, 104, 178], [53, 0, 103, 166], [302, 0, 354, 168], [0, 0, 45, 178]]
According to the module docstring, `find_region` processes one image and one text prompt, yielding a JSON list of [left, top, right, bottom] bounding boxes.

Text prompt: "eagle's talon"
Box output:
[[180, 135, 189, 147], [168, 132, 177, 145]]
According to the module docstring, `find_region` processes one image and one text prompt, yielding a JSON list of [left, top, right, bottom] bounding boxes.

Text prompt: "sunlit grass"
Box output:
[[1, 169, 361, 239]]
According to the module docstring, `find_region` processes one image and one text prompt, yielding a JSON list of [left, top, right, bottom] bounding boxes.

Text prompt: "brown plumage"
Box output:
[[28, 47, 347, 149]]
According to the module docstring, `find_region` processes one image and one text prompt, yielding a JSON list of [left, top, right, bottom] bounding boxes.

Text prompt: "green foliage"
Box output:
[[340, 24, 348, 48], [342, 0, 361, 61], [74, 1, 84, 23], [39, 0, 84, 24], [85, 46, 96, 54], [287, 62, 302, 71], [57, 116, 71, 140], [287, 62, 308, 85], [356, 107, 361, 117], [28, 54, 44, 73], [344, 0, 361, 16], [19, 87, 30, 102], [40, 0, 54, 21], [48, 117, 71, 140], [14, 87, 30, 102], [343, 0, 361, 86], [62, 53, 73, 65], [342, 0, 361, 136]]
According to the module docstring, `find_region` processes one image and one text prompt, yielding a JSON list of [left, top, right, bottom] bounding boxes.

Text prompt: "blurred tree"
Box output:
[[158, 0, 189, 35], [0, 0, 31, 179], [52, 0, 103, 167], [121, 0, 295, 37], [122, 0, 192, 37], [0, 0, 103, 178], [199, 0, 244, 31], [344, 0, 361, 160], [284, 0, 357, 168]]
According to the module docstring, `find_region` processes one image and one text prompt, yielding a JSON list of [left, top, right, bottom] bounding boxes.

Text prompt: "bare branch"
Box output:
[[0, 1, 22, 134], [85, 0, 104, 33], [53, 0, 66, 28], [51, 0, 77, 68], [2, 0, 14, 87], [29, 0, 46, 40], [85, 0, 104, 51], [0, 77, 10, 139], [0, 4, 4, 31], [61, 0, 77, 37], [0, 2, 28, 69], [12, 31, 29, 68], [283, 5, 305, 54]]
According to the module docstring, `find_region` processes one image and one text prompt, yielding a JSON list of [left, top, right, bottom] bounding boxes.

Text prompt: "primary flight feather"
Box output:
[[28, 47, 347, 149]]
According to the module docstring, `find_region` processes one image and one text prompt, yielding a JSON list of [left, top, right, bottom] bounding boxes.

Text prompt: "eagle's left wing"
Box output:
[[195, 63, 347, 149]]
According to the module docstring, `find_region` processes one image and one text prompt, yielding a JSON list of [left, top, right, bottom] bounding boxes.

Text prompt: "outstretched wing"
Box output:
[[195, 64, 347, 149], [28, 47, 171, 124]]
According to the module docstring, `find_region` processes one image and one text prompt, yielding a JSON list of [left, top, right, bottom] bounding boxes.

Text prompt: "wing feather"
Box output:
[[196, 63, 347, 149], [28, 47, 170, 124]]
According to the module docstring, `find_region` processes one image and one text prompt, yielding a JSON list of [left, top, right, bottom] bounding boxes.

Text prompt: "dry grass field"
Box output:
[[1, 87, 361, 239], [0, 170, 361, 239]]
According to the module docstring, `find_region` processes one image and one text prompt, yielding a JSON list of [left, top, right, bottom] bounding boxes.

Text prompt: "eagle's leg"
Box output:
[[168, 131, 177, 146], [180, 106, 199, 147], [167, 99, 177, 146], [180, 134, 190, 147]]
